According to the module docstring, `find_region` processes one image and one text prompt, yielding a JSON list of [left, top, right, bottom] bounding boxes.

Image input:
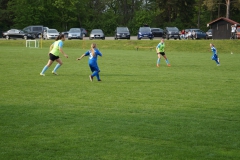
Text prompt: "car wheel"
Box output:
[[24, 36, 27, 40], [6, 35, 10, 40], [102, 37, 105, 40], [68, 38, 71, 40]]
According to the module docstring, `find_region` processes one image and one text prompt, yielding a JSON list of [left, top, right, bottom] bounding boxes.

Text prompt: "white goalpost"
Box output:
[[26, 40, 39, 48]]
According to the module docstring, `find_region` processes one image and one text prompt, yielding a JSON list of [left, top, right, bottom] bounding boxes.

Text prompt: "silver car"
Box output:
[[68, 28, 83, 40], [43, 29, 59, 40], [89, 29, 105, 40]]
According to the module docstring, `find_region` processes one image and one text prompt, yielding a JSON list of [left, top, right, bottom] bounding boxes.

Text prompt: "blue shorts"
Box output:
[[89, 63, 100, 72]]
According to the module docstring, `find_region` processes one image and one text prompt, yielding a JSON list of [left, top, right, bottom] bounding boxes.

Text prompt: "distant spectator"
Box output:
[[192, 30, 196, 39], [231, 25, 236, 39], [180, 30, 185, 39]]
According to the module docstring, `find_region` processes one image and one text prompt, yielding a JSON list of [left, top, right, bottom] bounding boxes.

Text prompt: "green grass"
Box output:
[[0, 41, 240, 160]]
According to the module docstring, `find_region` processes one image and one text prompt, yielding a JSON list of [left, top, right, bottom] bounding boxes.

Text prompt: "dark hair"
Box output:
[[55, 34, 65, 41]]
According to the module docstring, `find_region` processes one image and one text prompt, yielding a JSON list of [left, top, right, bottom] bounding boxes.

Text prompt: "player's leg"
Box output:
[[162, 54, 170, 66], [52, 58, 63, 75], [157, 53, 161, 67], [40, 59, 54, 76]]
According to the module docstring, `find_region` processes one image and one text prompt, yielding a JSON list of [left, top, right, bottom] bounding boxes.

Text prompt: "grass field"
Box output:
[[0, 40, 240, 160]]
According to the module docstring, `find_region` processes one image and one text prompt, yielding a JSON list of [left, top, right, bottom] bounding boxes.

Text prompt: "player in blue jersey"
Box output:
[[77, 43, 102, 82], [210, 43, 220, 66], [40, 34, 68, 76]]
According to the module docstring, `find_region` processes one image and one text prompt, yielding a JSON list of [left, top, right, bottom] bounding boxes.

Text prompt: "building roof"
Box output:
[[207, 17, 239, 27]]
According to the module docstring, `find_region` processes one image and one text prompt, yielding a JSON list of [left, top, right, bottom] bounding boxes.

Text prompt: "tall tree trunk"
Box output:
[[226, 0, 230, 18]]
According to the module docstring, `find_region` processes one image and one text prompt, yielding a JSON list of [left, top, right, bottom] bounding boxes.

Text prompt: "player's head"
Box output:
[[91, 43, 96, 49], [56, 34, 65, 41], [161, 38, 164, 43], [210, 43, 214, 47]]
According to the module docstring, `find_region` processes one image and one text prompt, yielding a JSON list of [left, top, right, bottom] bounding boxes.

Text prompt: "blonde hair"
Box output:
[[91, 43, 97, 57]]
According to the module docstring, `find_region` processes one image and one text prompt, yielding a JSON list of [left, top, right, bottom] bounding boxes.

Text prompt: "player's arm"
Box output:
[[77, 54, 86, 60], [58, 42, 68, 58], [156, 44, 160, 53]]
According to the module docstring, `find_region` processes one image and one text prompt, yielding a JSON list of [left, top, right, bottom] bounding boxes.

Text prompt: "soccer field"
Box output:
[[0, 45, 240, 160]]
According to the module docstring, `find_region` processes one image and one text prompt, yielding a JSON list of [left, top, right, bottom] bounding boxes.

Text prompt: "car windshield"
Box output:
[[48, 29, 58, 33], [140, 27, 150, 32], [168, 28, 178, 31], [151, 28, 160, 31], [117, 27, 129, 32], [69, 28, 81, 33], [92, 30, 103, 33]]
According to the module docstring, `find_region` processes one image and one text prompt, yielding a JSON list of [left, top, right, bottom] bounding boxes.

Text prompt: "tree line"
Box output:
[[0, 0, 240, 35]]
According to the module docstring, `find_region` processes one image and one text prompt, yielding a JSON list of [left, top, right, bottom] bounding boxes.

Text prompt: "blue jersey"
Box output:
[[211, 46, 217, 55], [84, 49, 102, 65], [211, 46, 218, 60]]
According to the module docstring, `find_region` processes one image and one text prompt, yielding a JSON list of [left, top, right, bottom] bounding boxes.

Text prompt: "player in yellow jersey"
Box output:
[[156, 39, 170, 67], [40, 34, 68, 76]]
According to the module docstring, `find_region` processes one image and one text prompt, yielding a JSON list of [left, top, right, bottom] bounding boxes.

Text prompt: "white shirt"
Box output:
[[231, 26, 236, 33]]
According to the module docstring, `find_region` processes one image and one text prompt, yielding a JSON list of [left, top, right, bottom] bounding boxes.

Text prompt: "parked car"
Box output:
[[137, 27, 154, 40], [43, 29, 59, 40], [151, 28, 163, 37], [185, 29, 207, 39], [114, 27, 130, 40], [22, 25, 46, 38], [68, 28, 83, 40], [80, 28, 88, 37], [2, 29, 35, 40], [163, 27, 180, 40], [89, 29, 105, 40], [206, 29, 212, 39]]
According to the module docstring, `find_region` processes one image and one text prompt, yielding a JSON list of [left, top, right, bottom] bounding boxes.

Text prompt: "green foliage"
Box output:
[[1, 42, 240, 159], [1, 0, 240, 34]]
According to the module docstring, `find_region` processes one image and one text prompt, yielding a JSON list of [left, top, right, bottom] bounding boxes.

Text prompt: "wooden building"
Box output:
[[207, 17, 239, 39]]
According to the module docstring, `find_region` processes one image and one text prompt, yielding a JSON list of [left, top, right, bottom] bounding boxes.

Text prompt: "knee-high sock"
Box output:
[[53, 63, 61, 72], [41, 65, 48, 74], [157, 58, 160, 64], [96, 73, 100, 80], [165, 59, 170, 64], [92, 71, 98, 77]]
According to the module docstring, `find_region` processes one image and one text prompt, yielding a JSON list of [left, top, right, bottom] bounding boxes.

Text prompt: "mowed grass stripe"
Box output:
[[0, 45, 240, 160]]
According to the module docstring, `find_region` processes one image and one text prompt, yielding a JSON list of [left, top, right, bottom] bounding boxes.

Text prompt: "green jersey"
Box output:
[[156, 42, 165, 52], [50, 40, 63, 56]]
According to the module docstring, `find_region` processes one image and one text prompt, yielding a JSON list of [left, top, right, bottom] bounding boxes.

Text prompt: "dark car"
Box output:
[[89, 29, 105, 40], [68, 28, 83, 40], [114, 27, 130, 40], [185, 29, 207, 39], [151, 28, 163, 37], [3, 29, 36, 40], [80, 28, 87, 37], [163, 27, 180, 40], [23, 25, 46, 38], [137, 27, 154, 40], [206, 29, 212, 39]]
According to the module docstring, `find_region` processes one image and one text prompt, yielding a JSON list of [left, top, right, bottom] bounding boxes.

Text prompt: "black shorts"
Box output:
[[157, 52, 165, 56], [49, 53, 59, 61]]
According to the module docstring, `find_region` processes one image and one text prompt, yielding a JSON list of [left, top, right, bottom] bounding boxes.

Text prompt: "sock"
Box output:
[[96, 73, 100, 80], [165, 59, 169, 64], [53, 63, 61, 72], [92, 71, 98, 77], [41, 65, 48, 74], [157, 58, 160, 65]]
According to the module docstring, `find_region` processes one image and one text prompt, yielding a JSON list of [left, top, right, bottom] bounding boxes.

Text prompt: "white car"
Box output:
[[43, 29, 59, 40]]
